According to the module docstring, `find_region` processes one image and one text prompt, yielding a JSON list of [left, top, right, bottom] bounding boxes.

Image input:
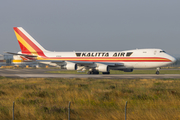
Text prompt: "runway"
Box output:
[[1, 73, 180, 79], [0, 68, 180, 79]]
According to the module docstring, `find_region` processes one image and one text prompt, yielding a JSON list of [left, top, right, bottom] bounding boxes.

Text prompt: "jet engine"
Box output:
[[96, 64, 109, 72], [64, 62, 77, 70]]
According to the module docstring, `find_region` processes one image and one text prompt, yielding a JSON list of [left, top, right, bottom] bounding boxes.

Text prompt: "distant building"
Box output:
[[3, 54, 13, 66], [0, 54, 6, 66], [172, 58, 180, 67]]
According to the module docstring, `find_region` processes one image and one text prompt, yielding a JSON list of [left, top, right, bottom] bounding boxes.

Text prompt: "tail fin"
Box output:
[[13, 27, 47, 57]]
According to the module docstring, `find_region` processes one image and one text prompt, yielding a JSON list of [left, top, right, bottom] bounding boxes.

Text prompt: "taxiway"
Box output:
[[0, 69, 180, 79]]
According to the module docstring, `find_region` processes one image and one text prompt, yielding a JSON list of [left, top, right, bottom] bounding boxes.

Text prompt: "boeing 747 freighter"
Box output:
[[8, 27, 176, 74]]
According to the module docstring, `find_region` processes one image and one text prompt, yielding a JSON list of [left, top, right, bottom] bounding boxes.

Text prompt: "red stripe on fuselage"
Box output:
[[14, 27, 46, 57], [39, 57, 171, 62]]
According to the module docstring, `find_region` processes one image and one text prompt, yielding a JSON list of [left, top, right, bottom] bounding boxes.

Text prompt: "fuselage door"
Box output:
[[154, 50, 157, 55]]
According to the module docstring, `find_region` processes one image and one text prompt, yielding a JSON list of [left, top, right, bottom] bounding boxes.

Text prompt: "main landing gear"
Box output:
[[88, 70, 99, 74], [102, 72, 110, 74], [87, 70, 110, 75], [156, 67, 160, 75]]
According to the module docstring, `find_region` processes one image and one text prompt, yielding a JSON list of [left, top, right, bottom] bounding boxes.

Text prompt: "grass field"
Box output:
[[47, 69, 180, 74], [0, 77, 180, 119]]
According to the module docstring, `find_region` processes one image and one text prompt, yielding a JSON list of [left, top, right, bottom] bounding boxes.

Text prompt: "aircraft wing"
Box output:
[[97, 62, 124, 67], [38, 60, 124, 70], [50, 61, 94, 66], [60, 61, 124, 67], [41, 60, 124, 67]]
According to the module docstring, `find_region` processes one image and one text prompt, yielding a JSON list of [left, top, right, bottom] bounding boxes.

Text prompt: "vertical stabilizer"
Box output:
[[13, 27, 46, 57]]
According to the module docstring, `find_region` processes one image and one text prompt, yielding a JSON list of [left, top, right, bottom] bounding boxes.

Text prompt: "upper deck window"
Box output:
[[126, 52, 133, 57], [160, 51, 166, 53]]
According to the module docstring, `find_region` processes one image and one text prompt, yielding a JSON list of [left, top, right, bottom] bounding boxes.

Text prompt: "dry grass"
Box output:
[[0, 77, 180, 119]]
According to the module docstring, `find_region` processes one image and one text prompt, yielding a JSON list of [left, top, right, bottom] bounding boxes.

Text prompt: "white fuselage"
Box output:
[[34, 48, 176, 69]]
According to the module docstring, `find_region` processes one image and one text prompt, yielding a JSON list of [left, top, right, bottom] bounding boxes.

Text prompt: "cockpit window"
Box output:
[[126, 52, 133, 57], [160, 51, 166, 53]]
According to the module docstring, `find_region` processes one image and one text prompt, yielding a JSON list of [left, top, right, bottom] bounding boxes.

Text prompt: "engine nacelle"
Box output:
[[96, 65, 109, 72], [123, 69, 133, 72], [65, 63, 77, 70]]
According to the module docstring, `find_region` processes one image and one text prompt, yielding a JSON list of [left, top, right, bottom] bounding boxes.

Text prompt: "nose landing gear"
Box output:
[[156, 67, 160, 75]]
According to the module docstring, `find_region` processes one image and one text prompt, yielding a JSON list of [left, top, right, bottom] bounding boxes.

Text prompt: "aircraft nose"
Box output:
[[170, 56, 176, 63]]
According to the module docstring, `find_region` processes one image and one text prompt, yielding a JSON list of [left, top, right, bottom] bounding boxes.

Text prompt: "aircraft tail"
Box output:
[[13, 27, 47, 57]]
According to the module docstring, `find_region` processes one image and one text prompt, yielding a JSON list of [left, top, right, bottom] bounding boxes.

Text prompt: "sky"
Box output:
[[0, 0, 180, 57]]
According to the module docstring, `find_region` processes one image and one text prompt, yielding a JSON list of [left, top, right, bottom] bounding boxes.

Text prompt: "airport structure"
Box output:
[[0, 54, 6, 66], [172, 58, 180, 67]]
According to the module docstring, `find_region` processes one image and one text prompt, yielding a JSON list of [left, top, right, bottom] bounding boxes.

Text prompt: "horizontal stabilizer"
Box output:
[[6, 52, 37, 57]]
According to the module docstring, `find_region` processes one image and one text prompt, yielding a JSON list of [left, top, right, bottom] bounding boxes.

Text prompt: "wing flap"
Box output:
[[96, 62, 124, 67], [46, 61, 124, 67]]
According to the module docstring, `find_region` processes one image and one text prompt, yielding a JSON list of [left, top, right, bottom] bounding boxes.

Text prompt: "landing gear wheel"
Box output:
[[156, 71, 160, 75], [88, 71, 99, 75], [88, 71, 92, 74], [156, 67, 160, 75], [94, 71, 99, 74], [102, 72, 110, 74]]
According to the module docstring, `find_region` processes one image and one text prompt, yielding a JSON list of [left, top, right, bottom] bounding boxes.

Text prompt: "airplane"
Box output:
[[8, 27, 176, 75]]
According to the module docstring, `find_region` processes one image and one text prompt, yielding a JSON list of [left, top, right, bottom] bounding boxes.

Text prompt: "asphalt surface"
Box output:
[[0, 68, 180, 79]]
